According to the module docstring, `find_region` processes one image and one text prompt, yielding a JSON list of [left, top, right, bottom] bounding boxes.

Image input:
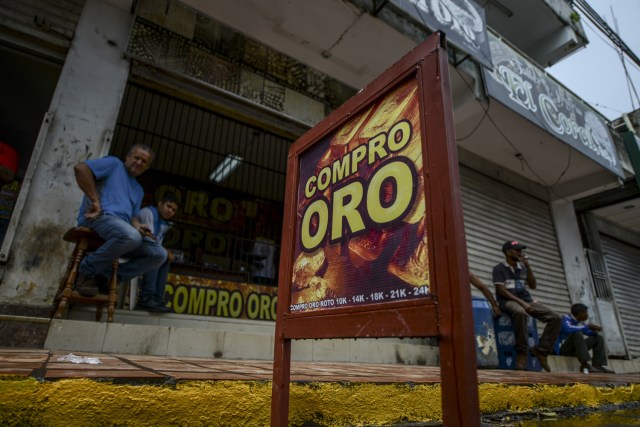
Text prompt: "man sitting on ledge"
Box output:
[[73, 144, 166, 296], [493, 240, 561, 372], [554, 303, 615, 374]]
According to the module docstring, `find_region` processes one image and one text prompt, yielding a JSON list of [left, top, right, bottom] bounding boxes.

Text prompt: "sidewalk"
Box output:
[[0, 347, 636, 385], [1, 347, 640, 426]]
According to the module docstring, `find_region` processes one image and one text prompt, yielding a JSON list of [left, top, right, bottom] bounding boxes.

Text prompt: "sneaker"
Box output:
[[531, 346, 551, 372], [75, 274, 99, 297], [137, 298, 171, 313], [580, 362, 594, 373], [154, 297, 171, 313], [148, 304, 171, 313], [136, 298, 156, 310], [592, 364, 615, 374], [516, 353, 527, 370]]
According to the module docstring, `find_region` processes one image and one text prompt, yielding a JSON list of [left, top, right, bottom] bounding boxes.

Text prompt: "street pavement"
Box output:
[[0, 347, 636, 385], [2, 348, 640, 426]]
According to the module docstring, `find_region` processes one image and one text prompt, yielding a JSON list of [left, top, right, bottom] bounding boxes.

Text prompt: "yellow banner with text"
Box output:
[[165, 274, 277, 321]]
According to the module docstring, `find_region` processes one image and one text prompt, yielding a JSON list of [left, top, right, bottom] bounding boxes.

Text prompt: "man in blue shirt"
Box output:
[[137, 191, 179, 312], [73, 144, 166, 296], [555, 303, 615, 374], [493, 240, 561, 372]]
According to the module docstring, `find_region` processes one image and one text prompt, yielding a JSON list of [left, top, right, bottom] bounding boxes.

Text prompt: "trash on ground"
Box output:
[[57, 353, 102, 364]]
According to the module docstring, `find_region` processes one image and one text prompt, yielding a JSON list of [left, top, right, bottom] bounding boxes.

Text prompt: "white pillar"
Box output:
[[550, 199, 596, 308], [550, 198, 627, 355], [0, 0, 133, 303]]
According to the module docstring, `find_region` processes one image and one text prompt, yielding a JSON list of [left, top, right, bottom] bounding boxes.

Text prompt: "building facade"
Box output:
[[1, 0, 639, 362]]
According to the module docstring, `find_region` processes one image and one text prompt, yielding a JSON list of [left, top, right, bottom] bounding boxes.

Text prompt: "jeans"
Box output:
[[140, 259, 170, 303], [501, 300, 561, 355], [560, 333, 608, 366], [79, 214, 166, 282]]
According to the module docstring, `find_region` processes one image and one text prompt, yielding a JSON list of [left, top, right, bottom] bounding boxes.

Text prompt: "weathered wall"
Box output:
[[550, 200, 626, 356], [550, 200, 595, 307], [0, 0, 133, 304]]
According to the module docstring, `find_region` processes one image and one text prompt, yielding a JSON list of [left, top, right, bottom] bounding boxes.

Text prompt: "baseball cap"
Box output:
[[502, 240, 527, 252]]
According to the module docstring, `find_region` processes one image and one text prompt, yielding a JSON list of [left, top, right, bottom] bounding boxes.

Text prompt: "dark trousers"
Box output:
[[502, 300, 561, 355], [560, 333, 608, 366]]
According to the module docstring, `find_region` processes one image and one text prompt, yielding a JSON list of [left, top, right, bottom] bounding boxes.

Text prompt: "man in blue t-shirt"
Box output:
[[137, 191, 179, 312], [554, 303, 615, 374], [493, 240, 561, 372], [73, 144, 166, 296]]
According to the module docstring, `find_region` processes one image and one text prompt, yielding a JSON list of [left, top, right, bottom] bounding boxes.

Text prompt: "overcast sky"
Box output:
[[546, 0, 640, 121]]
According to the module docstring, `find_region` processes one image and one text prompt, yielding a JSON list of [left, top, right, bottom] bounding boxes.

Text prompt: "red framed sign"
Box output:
[[272, 33, 479, 426]]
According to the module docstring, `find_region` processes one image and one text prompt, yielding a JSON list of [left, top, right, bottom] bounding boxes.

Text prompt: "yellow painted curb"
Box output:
[[0, 378, 638, 426]]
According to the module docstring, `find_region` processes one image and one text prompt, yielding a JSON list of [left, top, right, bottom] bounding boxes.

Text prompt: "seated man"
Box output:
[[137, 192, 179, 312], [554, 303, 615, 374], [493, 240, 561, 372], [73, 144, 166, 296]]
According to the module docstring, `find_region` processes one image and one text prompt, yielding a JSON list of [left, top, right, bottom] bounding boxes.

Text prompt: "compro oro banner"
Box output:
[[290, 78, 430, 313]]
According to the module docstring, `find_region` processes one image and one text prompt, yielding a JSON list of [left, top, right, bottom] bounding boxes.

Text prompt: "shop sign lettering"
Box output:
[[484, 32, 623, 176], [300, 120, 416, 252], [164, 275, 278, 321], [390, 0, 492, 68]]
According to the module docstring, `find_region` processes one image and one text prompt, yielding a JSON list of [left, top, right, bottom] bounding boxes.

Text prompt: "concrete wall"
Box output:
[[0, 0, 133, 304], [46, 312, 440, 366], [550, 200, 626, 356], [550, 200, 596, 307]]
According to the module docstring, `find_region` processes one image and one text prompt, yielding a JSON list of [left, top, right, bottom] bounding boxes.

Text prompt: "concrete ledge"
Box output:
[[548, 355, 638, 374], [548, 355, 582, 373], [45, 317, 440, 364], [48, 308, 640, 373]]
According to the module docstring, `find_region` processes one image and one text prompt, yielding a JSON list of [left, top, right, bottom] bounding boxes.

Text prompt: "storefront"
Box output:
[[109, 82, 289, 320], [2, 0, 636, 363], [600, 234, 640, 358], [579, 211, 640, 359], [0, 0, 84, 253], [460, 166, 571, 314]]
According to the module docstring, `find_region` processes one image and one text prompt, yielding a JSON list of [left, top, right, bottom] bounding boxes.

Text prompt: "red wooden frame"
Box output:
[[271, 32, 479, 426]]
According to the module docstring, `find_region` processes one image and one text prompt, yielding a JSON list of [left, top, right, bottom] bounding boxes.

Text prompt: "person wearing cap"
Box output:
[[493, 240, 561, 371]]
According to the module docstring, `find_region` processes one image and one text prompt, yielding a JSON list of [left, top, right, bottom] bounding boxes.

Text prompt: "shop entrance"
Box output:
[[0, 45, 62, 247], [110, 83, 291, 292]]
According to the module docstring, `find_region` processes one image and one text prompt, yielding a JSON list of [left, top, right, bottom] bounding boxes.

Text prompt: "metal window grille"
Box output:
[[110, 83, 289, 283], [584, 248, 613, 301]]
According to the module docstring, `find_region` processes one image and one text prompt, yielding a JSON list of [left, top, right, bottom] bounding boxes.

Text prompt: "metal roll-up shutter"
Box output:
[[0, 0, 85, 57], [600, 235, 640, 357], [459, 166, 571, 314]]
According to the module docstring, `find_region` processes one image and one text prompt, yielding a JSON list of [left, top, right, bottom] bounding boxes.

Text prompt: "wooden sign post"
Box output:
[[271, 32, 480, 426]]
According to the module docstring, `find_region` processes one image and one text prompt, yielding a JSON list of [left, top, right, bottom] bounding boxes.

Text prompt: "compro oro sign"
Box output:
[[291, 79, 429, 313], [272, 33, 481, 427]]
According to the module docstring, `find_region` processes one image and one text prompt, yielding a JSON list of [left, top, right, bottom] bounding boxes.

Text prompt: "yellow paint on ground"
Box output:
[[0, 378, 638, 426]]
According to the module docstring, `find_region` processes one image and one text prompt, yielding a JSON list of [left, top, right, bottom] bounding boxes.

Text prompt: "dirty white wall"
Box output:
[[550, 199, 626, 355], [0, 0, 133, 304], [550, 200, 596, 307]]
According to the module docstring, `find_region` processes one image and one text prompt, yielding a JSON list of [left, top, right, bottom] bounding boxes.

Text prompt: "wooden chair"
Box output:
[[53, 227, 119, 322]]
